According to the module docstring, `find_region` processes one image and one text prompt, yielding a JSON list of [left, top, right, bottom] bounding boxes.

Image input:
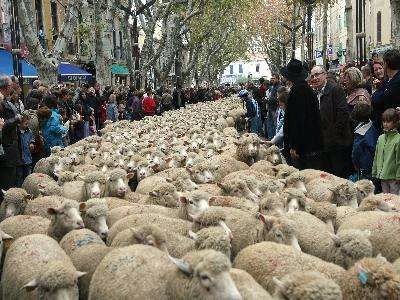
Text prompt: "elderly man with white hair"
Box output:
[[310, 65, 353, 178]]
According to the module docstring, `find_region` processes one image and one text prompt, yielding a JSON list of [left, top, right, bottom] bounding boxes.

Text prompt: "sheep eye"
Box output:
[[189, 200, 194, 205], [200, 274, 209, 281]]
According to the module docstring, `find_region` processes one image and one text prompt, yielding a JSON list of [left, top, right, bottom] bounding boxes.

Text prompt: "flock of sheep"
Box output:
[[1, 97, 400, 299]]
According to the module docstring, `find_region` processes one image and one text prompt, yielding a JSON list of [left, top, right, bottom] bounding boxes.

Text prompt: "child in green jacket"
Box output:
[[372, 108, 400, 195]]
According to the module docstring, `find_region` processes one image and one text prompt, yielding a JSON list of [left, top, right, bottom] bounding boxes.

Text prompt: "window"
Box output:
[[256, 64, 260, 72], [239, 64, 243, 74], [34, 0, 44, 33], [377, 11, 382, 44], [229, 65, 234, 74]]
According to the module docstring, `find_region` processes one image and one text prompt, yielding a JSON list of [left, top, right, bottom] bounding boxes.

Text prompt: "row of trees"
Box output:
[[16, 0, 257, 87]]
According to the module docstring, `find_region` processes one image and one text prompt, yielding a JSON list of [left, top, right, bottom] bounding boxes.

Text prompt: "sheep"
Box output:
[[283, 171, 307, 193], [81, 199, 109, 239], [281, 188, 307, 213], [355, 179, 375, 203], [209, 195, 259, 214], [2, 234, 85, 299], [33, 156, 59, 176], [62, 171, 107, 202], [135, 175, 168, 195], [143, 183, 180, 208], [207, 155, 249, 181], [230, 268, 273, 299], [107, 213, 192, 245], [60, 228, 105, 256], [186, 161, 217, 184], [249, 160, 276, 176], [338, 211, 400, 262], [233, 241, 346, 294], [56, 170, 79, 185], [103, 197, 135, 210], [52, 156, 74, 178], [231, 133, 261, 165], [262, 145, 285, 165], [196, 183, 224, 196], [286, 211, 373, 268], [0, 188, 32, 220], [47, 200, 86, 241], [105, 168, 134, 198], [303, 198, 337, 232], [362, 193, 400, 211], [24, 195, 69, 218], [340, 257, 400, 298], [298, 168, 336, 183], [0, 215, 50, 253], [258, 192, 286, 216], [0, 229, 12, 262], [192, 207, 301, 258], [394, 257, 400, 275], [22, 172, 62, 197], [218, 178, 260, 203], [272, 271, 343, 299], [89, 244, 176, 300], [274, 164, 299, 179], [166, 250, 242, 299]]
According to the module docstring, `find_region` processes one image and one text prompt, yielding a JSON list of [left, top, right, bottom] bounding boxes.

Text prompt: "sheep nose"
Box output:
[[91, 191, 100, 198], [100, 230, 108, 239], [78, 221, 85, 229]]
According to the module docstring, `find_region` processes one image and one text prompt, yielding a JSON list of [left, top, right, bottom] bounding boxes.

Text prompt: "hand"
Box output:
[[263, 140, 274, 146], [64, 120, 70, 128], [29, 144, 35, 151], [0, 118, 4, 130], [290, 149, 300, 160]]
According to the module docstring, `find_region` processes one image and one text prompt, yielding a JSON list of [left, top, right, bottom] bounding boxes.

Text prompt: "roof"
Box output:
[[112, 64, 129, 75], [0, 49, 38, 78]]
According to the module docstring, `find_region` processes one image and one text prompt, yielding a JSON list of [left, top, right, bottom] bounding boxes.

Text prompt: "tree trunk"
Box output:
[[17, 0, 79, 84], [322, 1, 329, 67], [94, 0, 115, 87], [345, 0, 354, 61], [391, 0, 400, 48]]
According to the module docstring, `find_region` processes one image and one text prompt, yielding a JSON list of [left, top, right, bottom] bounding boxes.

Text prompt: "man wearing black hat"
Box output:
[[282, 59, 323, 169]]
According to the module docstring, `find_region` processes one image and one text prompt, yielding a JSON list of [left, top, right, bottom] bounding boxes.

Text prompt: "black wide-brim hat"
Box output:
[[280, 59, 308, 81]]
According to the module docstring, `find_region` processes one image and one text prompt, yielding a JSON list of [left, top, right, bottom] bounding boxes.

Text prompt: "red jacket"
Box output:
[[142, 96, 156, 115]]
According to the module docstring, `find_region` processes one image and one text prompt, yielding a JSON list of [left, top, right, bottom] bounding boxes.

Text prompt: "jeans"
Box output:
[[265, 110, 277, 139], [16, 165, 31, 187], [249, 116, 263, 136], [381, 180, 400, 195], [83, 121, 90, 138]]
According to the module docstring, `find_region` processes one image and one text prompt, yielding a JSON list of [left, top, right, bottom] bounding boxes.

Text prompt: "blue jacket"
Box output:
[[352, 121, 379, 175], [106, 102, 118, 122], [42, 109, 67, 152], [19, 128, 34, 165]]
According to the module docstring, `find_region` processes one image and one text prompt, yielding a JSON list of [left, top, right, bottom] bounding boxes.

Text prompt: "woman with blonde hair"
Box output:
[[343, 67, 371, 112]]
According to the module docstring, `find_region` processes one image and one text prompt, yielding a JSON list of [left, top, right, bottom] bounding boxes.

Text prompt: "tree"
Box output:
[[16, 0, 82, 83]]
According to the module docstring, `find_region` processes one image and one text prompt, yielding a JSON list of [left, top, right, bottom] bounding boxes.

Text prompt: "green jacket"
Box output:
[[372, 129, 400, 180]]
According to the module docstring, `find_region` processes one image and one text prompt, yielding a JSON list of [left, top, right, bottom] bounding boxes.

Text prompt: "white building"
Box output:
[[220, 54, 271, 85]]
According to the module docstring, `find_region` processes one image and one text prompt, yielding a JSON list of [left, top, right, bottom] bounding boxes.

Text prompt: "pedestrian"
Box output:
[[142, 89, 157, 116], [361, 65, 373, 95], [343, 67, 371, 113], [0, 76, 22, 198], [161, 89, 174, 112], [372, 108, 400, 195], [265, 73, 281, 139], [16, 115, 35, 187], [238, 89, 262, 135], [106, 94, 119, 122], [269, 86, 288, 148], [39, 95, 68, 156], [281, 59, 323, 170], [372, 49, 400, 133], [351, 102, 379, 181], [310, 65, 353, 178]]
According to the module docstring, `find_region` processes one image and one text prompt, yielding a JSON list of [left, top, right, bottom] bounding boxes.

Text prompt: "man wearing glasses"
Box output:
[[310, 66, 353, 178]]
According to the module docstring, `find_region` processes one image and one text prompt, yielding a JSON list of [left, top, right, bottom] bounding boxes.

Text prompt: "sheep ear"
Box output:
[[149, 191, 159, 197], [188, 230, 198, 240], [22, 279, 38, 292], [257, 213, 274, 231], [126, 173, 134, 180], [79, 203, 87, 212], [216, 182, 225, 189], [24, 194, 33, 201], [179, 196, 188, 204], [76, 271, 87, 278], [273, 277, 287, 292], [213, 165, 220, 170], [47, 207, 63, 215], [78, 175, 86, 181], [166, 177, 173, 183], [168, 255, 193, 276], [329, 233, 341, 247], [1, 189, 6, 194], [2, 233, 13, 240]]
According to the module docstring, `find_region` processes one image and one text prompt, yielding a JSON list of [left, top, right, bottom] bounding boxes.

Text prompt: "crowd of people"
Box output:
[[0, 77, 230, 200], [239, 49, 400, 195]]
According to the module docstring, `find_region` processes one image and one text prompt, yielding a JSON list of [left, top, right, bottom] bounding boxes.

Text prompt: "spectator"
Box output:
[[130, 91, 144, 121], [343, 67, 371, 113], [282, 59, 323, 170], [16, 115, 35, 187], [142, 89, 157, 116], [351, 102, 379, 181], [372, 49, 400, 133], [372, 108, 400, 194], [270, 86, 288, 148], [106, 94, 119, 122], [98, 96, 107, 129], [86, 87, 100, 129], [39, 95, 68, 156], [25, 80, 42, 107], [238, 89, 262, 135], [265, 73, 281, 139], [310, 65, 353, 178], [372, 59, 386, 93], [161, 89, 174, 112], [0, 76, 22, 198], [361, 65, 373, 95]]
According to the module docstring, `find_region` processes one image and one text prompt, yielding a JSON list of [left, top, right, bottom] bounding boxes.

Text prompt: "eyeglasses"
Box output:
[[310, 72, 325, 78]]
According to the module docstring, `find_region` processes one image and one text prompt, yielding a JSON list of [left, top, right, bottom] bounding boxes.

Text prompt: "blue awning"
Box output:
[[0, 49, 38, 78], [58, 62, 92, 82]]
